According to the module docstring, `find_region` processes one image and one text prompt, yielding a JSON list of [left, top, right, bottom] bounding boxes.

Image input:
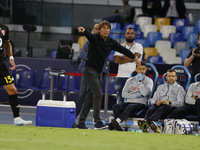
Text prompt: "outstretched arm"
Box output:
[[114, 55, 129, 64], [115, 52, 141, 64], [122, 52, 141, 62], [77, 27, 93, 42], [77, 27, 85, 33]]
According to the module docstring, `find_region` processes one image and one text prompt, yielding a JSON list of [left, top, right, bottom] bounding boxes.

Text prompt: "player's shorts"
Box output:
[[0, 63, 14, 86]]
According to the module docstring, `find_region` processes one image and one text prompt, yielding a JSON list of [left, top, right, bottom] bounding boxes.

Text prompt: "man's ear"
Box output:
[[175, 75, 178, 81]]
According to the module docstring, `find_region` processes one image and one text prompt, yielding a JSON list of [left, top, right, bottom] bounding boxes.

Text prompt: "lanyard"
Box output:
[[124, 42, 134, 50]]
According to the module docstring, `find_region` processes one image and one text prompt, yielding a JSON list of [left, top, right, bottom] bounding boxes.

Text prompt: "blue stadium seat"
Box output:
[[144, 63, 159, 106], [129, 63, 159, 118], [59, 75, 80, 93], [162, 65, 191, 91], [37, 70, 58, 100], [135, 39, 149, 48], [168, 33, 184, 47], [106, 52, 115, 62], [50, 50, 57, 58], [120, 32, 144, 40], [11, 69, 16, 82], [147, 56, 163, 64], [186, 33, 198, 48], [110, 23, 121, 30], [182, 26, 195, 40], [195, 73, 200, 82], [123, 23, 140, 33], [119, 32, 144, 40], [179, 49, 191, 64], [59, 75, 80, 101], [16, 69, 37, 89], [109, 29, 122, 40], [135, 32, 144, 39], [194, 19, 200, 32], [172, 18, 189, 33], [120, 24, 143, 39], [103, 51, 115, 74], [146, 32, 162, 47], [102, 76, 117, 95], [37, 70, 51, 90]]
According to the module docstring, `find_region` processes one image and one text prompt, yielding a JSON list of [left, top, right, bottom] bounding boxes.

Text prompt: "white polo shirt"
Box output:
[[114, 42, 143, 78]]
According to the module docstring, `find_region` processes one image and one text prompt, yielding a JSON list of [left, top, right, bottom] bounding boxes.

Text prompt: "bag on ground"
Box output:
[[163, 119, 193, 135]]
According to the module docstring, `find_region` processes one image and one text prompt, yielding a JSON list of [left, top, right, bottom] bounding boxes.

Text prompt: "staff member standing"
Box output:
[[114, 26, 143, 104], [76, 20, 140, 129]]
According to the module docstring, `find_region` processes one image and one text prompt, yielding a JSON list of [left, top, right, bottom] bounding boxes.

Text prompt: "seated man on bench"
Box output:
[[109, 61, 153, 131], [137, 69, 186, 132], [152, 81, 200, 134]]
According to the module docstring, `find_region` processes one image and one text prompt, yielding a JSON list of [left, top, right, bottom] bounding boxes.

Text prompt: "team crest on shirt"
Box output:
[[130, 86, 139, 91], [193, 87, 200, 96], [193, 90, 200, 96]]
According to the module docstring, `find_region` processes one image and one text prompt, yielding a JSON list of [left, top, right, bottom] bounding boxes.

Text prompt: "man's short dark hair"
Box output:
[[141, 61, 146, 66], [167, 69, 177, 75], [136, 61, 146, 68], [98, 20, 111, 30]]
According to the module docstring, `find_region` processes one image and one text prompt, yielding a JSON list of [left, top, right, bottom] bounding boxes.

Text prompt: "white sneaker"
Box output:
[[14, 117, 32, 126]]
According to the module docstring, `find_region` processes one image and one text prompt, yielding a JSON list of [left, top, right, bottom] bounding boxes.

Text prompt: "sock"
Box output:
[[116, 118, 121, 124], [14, 117, 20, 122], [9, 94, 20, 118], [146, 119, 151, 125]]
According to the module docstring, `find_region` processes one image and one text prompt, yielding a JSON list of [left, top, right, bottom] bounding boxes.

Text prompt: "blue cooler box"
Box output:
[[36, 100, 76, 128]]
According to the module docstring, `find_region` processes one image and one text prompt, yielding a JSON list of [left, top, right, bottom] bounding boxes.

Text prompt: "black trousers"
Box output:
[[168, 100, 200, 124], [112, 102, 146, 122], [78, 66, 102, 124], [145, 104, 175, 124]]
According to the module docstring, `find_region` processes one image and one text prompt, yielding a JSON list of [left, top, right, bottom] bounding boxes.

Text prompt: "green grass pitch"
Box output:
[[0, 124, 200, 150]]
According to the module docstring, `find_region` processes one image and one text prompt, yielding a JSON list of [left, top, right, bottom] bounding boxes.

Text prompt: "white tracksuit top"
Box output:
[[150, 81, 186, 108], [122, 75, 153, 105], [185, 82, 200, 105]]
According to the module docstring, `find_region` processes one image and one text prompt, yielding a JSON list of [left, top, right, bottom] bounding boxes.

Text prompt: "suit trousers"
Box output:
[[145, 104, 174, 124], [78, 66, 102, 124], [113, 102, 147, 122]]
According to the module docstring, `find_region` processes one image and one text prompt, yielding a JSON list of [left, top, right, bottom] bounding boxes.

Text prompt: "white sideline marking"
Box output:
[[0, 104, 113, 113], [0, 104, 36, 109]]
